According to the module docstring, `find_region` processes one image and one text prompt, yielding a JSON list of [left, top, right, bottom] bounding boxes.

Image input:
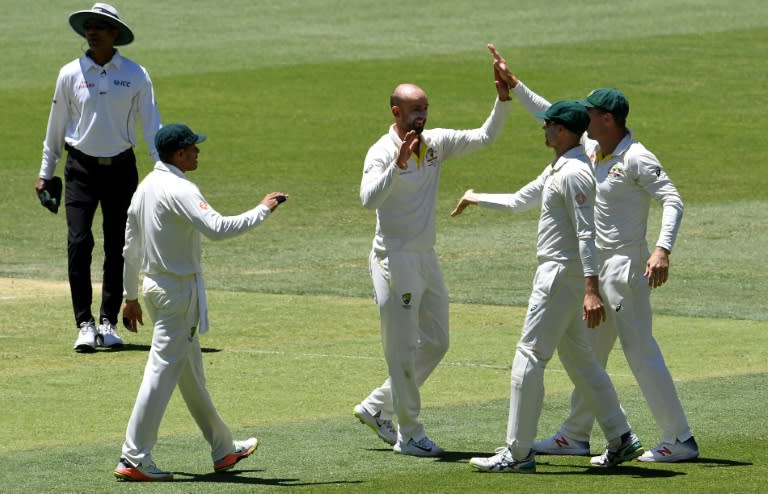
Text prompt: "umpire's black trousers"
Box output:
[[64, 145, 138, 327]]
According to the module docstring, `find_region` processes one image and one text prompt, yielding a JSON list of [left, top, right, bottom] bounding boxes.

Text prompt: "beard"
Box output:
[[407, 112, 427, 135]]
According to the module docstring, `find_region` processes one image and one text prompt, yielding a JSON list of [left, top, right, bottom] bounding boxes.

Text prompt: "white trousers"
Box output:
[[121, 274, 234, 465], [560, 248, 692, 444], [506, 260, 629, 459], [360, 250, 450, 442]]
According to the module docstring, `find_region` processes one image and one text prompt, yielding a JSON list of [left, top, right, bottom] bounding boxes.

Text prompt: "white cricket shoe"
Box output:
[[591, 431, 643, 467], [469, 447, 536, 473], [393, 436, 444, 457], [353, 404, 397, 446], [637, 437, 699, 462], [97, 318, 124, 348], [533, 432, 590, 456], [73, 320, 97, 353]]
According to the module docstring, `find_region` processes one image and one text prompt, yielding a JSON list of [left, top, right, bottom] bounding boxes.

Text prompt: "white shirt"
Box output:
[[584, 134, 683, 252], [123, 161, 271, 301], [360, 98, 510, 254], [475, 146, 599, 276], [39, 50, 162, 179], [512, 82, 684, 253]]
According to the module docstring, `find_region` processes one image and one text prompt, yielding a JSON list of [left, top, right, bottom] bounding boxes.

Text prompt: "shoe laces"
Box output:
[[79, 320, 96, 333], [100, 318, 117, 334], [380, 418, 396, 435], [491, 446, 514, 462]]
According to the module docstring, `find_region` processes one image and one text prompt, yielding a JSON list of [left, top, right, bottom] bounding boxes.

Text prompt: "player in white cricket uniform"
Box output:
[[113, 124, 287, 481], [353, 48, 512, 457], [488, 46, 699, 463], [458, 100, 641, 473]]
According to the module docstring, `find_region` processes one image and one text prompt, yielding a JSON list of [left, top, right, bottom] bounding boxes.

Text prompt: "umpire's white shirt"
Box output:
[[474, 146, 599, 277], [39, 51, 162, 179], [123, 162, 271, 313], [360, 98, 510, 254]]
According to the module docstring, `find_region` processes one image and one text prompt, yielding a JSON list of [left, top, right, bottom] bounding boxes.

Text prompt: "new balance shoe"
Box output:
[[469, 447, 536, 473], [353, 404, 397, 446], [591, 431, 643, 467], [97, 318, 124, 348], [73, 320, 98, 353], [533, 432, 590, 456], [637, 436, 699, 463], [393, 436, 444, 457], [214, 437, 258, 472], [113, 458, 173, 481]]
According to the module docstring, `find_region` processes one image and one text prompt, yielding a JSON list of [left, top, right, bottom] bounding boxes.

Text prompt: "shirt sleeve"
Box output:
[[474, 169, 546, 213], [169, 183, 273, 240], [122, 200, 143, 300], [360, 145, 400, 210], [137, 66, 162, 162], [512, 81, 552, 123], [564, 168, 599, 277], [627, 151, 684, 252], [39, 70, 70, 179], [437, 97, 511, 161]]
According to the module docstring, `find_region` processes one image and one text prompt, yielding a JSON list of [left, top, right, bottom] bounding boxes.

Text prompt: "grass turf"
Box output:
[[0, 0, 766, 492]]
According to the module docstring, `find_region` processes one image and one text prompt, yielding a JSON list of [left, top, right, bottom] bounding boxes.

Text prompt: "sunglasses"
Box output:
[[83, 21, 113, 31]]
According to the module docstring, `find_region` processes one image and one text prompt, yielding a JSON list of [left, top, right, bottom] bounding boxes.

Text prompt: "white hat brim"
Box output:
[[68, 10, 134, 46]]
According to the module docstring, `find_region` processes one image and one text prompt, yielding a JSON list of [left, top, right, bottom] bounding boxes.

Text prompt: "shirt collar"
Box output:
[[597, 128, 635, 161], [81, 49, 123, 71], [551, 145, 588, 171], [155, 160, 187, 179]]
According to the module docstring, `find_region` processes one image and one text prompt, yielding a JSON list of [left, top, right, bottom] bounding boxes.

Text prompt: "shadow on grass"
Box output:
[[435, 452, 685, 478], [172, 469, 363, 487], [100, 344, 221, 353], [687, 457, 752, 467]]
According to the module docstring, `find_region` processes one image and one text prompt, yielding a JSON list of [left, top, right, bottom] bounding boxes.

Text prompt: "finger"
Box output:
[[450, 202, 466, 217], [487, 43, 501, 61]]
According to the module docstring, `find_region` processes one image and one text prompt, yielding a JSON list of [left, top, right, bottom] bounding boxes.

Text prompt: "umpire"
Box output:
[[35, 3, 162, 352]]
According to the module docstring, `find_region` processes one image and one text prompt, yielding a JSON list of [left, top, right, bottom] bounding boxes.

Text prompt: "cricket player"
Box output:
[[457, 101, 641, 473], [489, 46, 699, 463], [353, 46, 512, 457], [114, 124, 287, 481]]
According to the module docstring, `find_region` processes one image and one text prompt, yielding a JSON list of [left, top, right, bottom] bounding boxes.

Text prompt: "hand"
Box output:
[[582, 276, 606, 329], [487, 44, 519, 90], [122, 299, 143, 333], [450, 189, 479, 217], [645, 247, 670, 288], [395, 130, 419, 169], [261, 192, 288, 211], [35, 177, 47, 196]]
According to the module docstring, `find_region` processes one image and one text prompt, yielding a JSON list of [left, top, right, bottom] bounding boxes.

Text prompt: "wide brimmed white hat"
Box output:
[[69, 3, 134, 46]]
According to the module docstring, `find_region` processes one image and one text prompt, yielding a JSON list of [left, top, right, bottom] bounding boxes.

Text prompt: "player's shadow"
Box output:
[[172, 469, 363, 487], [103, 344, 221, 353], [685, 457, 752, 467], [435, 452, 683, 478]]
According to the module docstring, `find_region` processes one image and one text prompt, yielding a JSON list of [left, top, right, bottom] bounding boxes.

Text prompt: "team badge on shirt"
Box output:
[[425, 147, 438, 166], [401, 292, 412, 308], [608, 164, 624, 177], [199, 202, 209, 210], [575, 192, 586, 205]]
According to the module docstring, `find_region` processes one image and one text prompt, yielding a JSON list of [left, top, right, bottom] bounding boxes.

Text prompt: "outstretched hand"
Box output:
[[450, 189, 479, 217], [487, 44, 519, 90], [262, 192, 289, 211]]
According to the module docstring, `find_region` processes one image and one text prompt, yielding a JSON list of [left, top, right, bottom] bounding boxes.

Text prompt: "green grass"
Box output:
[[1, 0, 767, 492]]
